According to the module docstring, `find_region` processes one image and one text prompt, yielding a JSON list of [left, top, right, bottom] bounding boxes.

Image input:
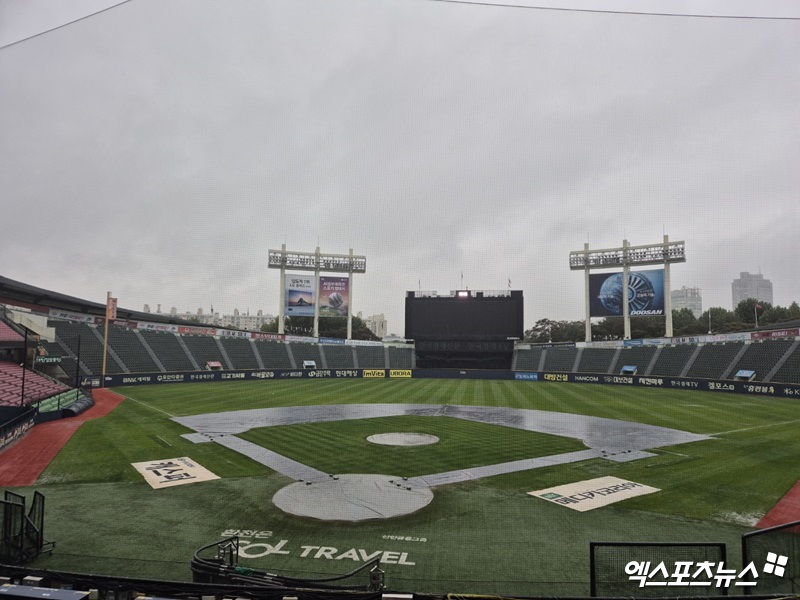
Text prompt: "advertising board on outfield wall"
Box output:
[[97, 368, 800, 399]]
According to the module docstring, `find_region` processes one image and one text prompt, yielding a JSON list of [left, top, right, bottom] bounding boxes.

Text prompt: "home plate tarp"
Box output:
[[132, 456, 219, 489], [528, 476, 660, 511]]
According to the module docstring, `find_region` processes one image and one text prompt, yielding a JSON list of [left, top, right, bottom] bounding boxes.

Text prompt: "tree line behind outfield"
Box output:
[[260, 315, 381, 341], [526, 298, 800, 343]]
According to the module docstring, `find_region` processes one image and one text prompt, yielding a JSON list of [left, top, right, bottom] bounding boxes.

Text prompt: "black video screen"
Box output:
[[405, 292, 523, 340]]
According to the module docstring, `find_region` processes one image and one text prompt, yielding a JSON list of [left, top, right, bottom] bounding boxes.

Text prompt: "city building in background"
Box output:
[[359, 312, 388, 339], [731, 272, 773, 308], [143, 304, 274, 331], [670, 286, 703, 318]]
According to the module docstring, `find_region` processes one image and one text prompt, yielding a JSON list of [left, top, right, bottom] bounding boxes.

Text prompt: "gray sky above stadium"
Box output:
[[1, 0, 798, 335]]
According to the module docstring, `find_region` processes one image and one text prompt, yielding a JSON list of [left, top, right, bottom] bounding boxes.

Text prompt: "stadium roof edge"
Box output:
[[0, 275, 197, 325]]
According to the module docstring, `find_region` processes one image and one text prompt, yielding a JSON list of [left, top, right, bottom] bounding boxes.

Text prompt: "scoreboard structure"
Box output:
[[405, 290, 523, 369]]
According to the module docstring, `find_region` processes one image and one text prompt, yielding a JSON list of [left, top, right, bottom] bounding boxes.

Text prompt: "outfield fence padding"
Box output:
[[91, 368, 800, 400]]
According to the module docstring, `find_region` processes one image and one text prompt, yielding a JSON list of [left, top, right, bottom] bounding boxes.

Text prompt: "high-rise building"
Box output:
[[732, 272, 773, 308], [670, 286, 703, 318], [359, 312, 388, 339]]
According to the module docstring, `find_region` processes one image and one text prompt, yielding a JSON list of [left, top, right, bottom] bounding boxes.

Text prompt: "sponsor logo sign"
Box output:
[[363, 369, 386, 378], [589, 269, 665, 317], [156, 374, 185, 383], [219, 530, 417, 566], [604, 375, 634, 384], [218, 329, 249, 339], [0, 418, 34, 452], [35, 356, 62, 364], [543, 373, 568, 382], [178, 326, 217, 336], [251, 332, 285, 341], [48, 308, 101, 324], [335, 370, 360, 378], [514, 372, 539, 381], [390, 370, 412, 378], [529, 476, 659, 512], [752, 328, 800, 340], [132, 457, 219, 489], [308, 370, 332, 378], [138, 321, 179, 333], [122, 375, 153, 384]]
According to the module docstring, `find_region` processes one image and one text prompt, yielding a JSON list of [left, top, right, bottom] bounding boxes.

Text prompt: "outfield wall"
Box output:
[[92, 368, 800, 399]]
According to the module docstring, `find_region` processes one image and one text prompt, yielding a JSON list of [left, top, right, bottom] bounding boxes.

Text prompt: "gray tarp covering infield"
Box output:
[[174, 404, 710, 521]]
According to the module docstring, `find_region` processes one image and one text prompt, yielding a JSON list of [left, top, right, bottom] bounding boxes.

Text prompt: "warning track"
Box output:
[[758, 480, 800, 528], [0, 389, 125, 487]]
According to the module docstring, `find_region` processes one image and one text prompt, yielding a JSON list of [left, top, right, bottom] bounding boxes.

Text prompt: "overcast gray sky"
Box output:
[[1, 0, 798, 335]]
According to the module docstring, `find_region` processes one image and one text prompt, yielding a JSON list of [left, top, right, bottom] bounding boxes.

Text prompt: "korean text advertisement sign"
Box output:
[[132, 457, 219, 489], [319, 276, 349, 317], [285, 274, 315, 316], [529, 476, 659, 511]]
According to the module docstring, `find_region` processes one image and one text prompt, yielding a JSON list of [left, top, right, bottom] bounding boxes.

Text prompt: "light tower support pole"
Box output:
[[313, 246, 320, 338], [663, 234, 674, 337], [622, 239, 631, 340], [347, 248, 354, 340], [583, 243, 591, 343], [278, 243, 286, 334]]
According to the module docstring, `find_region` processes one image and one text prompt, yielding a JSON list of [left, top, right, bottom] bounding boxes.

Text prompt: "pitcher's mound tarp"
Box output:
[[273, 474, 433, 521]]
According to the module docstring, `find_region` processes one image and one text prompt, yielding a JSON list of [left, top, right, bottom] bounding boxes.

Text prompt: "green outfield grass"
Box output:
[[8, 378, 800, 596]]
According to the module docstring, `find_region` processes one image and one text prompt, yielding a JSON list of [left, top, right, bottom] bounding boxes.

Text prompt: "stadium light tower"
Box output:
[[268, 245, 366, 339], [570, 235, 685, 342]]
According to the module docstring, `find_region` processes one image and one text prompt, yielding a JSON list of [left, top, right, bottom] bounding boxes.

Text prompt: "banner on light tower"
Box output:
[[319, 276, 349, 317], [589, 269, 665, 317], [284, 274, 315, 316]]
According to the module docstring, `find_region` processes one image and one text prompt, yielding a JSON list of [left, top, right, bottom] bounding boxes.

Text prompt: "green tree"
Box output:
[[260, 319, 278, 333], [670, 308, 708, 336], [734, 298, 771, 325], [524, 319, 556, 343], [260, 315, 379, 341]]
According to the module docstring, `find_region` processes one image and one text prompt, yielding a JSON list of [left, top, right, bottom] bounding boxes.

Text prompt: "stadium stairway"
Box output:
[[176, 335, 201, 370], [133, 329, 166, 372], [767, 340, 800, 383], [249, 339, 266, 369], [644, 346, 661, 375], [213, 338, 235, 370], [88, 324, 127, 373], [720, 344, 749, 379]]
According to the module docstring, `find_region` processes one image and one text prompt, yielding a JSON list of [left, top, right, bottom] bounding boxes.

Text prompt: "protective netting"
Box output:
[[742, 520, 800, 594], [590, 541, 727, 597]]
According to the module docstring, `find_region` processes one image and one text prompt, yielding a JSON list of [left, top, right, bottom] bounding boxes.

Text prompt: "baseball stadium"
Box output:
[[1, 268, 799, 600]]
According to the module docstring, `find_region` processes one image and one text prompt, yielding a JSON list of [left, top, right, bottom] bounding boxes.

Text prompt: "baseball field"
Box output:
[[6, 377, 800, 596]]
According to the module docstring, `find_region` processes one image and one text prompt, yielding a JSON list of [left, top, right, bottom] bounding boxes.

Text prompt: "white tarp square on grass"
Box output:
[[528, 475, 659, 512], [132, 456, 219, 489]]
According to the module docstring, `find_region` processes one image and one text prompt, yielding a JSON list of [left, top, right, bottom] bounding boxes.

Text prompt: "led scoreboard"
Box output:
[[405, 290, 523, 369]]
